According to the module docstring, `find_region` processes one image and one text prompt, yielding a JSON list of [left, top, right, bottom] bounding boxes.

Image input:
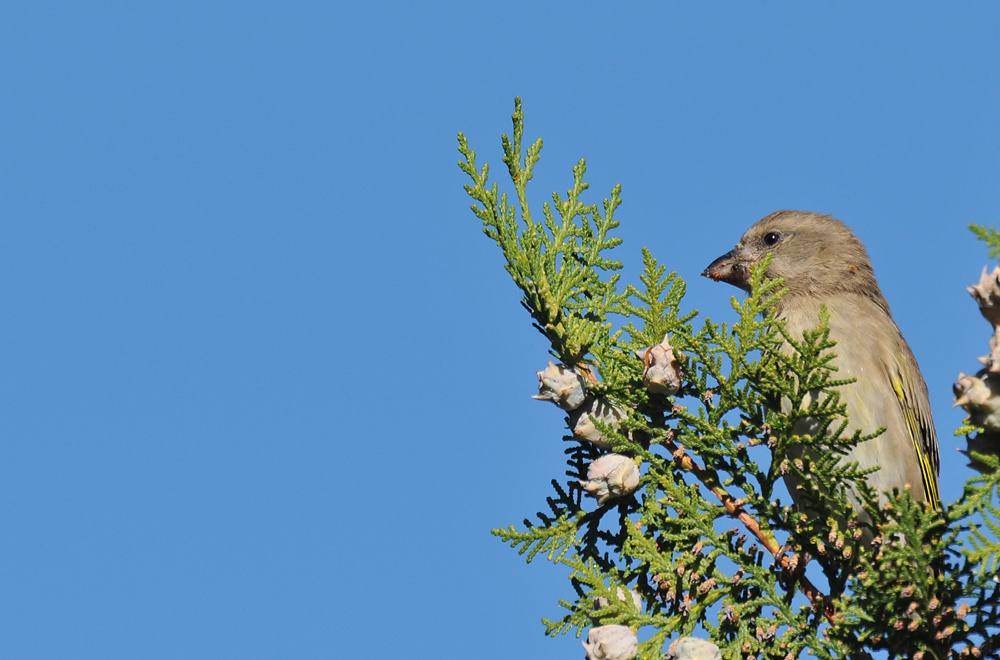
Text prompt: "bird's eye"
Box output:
[[763, 232, 781, 246]]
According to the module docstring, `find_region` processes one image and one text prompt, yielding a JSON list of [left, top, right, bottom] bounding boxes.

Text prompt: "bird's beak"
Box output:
[[702, 247, 753, 290]]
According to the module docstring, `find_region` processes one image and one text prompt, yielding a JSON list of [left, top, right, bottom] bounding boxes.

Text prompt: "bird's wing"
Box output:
[[886, 349, 941, 508]]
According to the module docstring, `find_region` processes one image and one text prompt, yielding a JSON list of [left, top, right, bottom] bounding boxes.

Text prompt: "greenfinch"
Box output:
[[703, 210, 940, 517]]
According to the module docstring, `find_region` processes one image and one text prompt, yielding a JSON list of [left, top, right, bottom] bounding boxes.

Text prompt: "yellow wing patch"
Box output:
[[891, 376, 941, 508]]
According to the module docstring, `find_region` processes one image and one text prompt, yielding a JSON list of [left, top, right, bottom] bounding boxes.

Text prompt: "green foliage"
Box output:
[[458, 97, 625, 366], [970, 224, 1000, 261], [458, 99, 1000, 658]]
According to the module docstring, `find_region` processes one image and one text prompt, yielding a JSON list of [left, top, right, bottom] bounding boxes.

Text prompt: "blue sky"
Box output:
[[1, 3, 998, 658]]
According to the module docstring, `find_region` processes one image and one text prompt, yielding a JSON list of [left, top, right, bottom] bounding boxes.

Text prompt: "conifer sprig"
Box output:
[[459, 99, 1000, 658]]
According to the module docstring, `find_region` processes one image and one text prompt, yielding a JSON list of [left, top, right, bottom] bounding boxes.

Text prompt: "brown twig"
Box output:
[[574, 364, 837, 621], [661, 434, 835, 623]]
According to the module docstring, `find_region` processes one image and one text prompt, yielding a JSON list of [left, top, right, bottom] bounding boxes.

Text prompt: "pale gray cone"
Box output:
[[668, 636, 722, 660], [703, 211, 940, 519]]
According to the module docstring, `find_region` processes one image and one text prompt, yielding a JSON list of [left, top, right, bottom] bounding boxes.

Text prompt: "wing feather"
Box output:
[[888, 354, 940, 508]]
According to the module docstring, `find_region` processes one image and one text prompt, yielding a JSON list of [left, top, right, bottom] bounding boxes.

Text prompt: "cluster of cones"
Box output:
[[955, 267, 1000, 469]]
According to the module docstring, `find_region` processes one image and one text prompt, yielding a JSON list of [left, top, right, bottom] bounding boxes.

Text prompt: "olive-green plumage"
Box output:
[[703, 210, 940, 515]]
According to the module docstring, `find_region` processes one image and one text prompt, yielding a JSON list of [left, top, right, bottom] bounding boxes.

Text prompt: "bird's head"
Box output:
[[701, 210, 880, 301]]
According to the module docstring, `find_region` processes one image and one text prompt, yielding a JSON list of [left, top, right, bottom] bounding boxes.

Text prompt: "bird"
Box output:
[[701, 210, 940, 522]]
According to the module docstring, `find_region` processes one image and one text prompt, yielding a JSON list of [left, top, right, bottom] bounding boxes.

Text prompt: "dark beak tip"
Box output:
[[701, 259, 730, 282], [703, 249, 751, 287]]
